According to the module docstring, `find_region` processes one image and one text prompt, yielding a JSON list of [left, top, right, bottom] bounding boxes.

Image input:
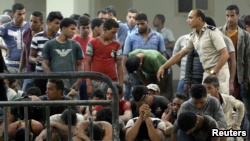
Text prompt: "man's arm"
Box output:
[[71, 59, 83, 90], [19, 46, 26, 72], [232, 96, 245, 130], [122, 55, 130, 85], [145, 118, 163, 141], [42, 59, 50, 72], [157, 50, 189, 81], [212, 48, 229, 73], [119, 110, 132, 123], [228, 52, 236, 95], [86, 55, 93, 96], [125, 117, 143, 141], [0, 44, 9, 57], [35, 128, 49, 141], [116, 59, 123, 87], [102, 122, 113, 140]]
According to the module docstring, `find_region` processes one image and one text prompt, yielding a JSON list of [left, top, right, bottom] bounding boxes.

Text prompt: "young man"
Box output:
[[243, 15, 250, 33], [125, 49, 172, 100], [0, 3, 30, 74], [131, 85, 169, 119], [125, 104, 166, 141], [125, 8, 138, 34], [153, 14, 175, 58], [42, 18, 84, 92], [97, 9, 108, 22], [172, 112, 219, 141], [86, 18, 123, 96], [158, 9, 230, 95], [91, 18, 103, 38], [29, 11, 63, 94], [147, 84, 160, 96]]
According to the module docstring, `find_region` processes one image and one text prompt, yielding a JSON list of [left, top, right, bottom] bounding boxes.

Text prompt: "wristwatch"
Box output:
[[210, 70, 216, 75]]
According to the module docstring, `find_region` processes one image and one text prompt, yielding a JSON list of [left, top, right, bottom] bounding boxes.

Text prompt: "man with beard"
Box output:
[[122, 12, 170, 98]]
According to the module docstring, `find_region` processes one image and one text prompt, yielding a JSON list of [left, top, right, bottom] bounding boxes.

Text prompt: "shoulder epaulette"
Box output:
[[207, 25, 216, 31]]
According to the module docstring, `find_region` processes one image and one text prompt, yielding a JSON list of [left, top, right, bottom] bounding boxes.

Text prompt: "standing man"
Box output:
[[19, 11, 43, 92], [97, 9, 108, 22], [86, 19, 123, 96], [123, 12, 168, 95], [158, 9, 230, 95], [153, 14, 175, 58], [243, 15, 250, 33], [42, 18, 84, 94], [0, 3, 29, 74], [91, 18, 103, 38]]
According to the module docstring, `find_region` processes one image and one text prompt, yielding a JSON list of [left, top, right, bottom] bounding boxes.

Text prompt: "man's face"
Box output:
[[104, 27, 118, 40], [172, 98, 185, 116], [46, 82, 61, 100], [153, 17, 160, 27], [79, 24, 91, 37], [95, 23, 103, 36], [13, 9, 25, 24], [246, 25, 250, 33], [10, 80, 18, 93], [204, 83, 219, 97], [136, 20, 148, 34], [192, 97, 207, 109], [30, 15, 43, 32], [98, 12, 108, 22], [47, 19, 61, 33], [135, 94, 148, 108], [63, 24, 76, 39], [106, 88, 113, 100], [187, 10, 199, 28], [126, 12, 137, 27], [226, 10, 239, 26]]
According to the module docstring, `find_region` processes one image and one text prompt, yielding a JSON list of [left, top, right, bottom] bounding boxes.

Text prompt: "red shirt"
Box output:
[[72, 36, 93, 71]]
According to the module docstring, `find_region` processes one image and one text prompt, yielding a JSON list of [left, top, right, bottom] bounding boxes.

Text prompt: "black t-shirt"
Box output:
[[131, 95, 169, 118]]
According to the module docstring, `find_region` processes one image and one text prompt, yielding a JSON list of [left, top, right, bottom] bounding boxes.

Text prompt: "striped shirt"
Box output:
[[30, 30, 59, 71]]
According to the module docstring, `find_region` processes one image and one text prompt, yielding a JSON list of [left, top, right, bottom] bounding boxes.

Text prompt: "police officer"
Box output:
[[157, 9, 230, 95]]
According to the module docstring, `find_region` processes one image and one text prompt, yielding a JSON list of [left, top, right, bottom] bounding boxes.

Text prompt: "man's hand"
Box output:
[[183, 84, 190, 91], [123, 73, 131, 85], [35, 56, 43, 64], [5, 48, 10, 57], [67, 89, 79, 99], [229, 82, 234, 95], [143, 105, 151, 120], [87, 84, 94, 97], [157, 66, 165, 81]]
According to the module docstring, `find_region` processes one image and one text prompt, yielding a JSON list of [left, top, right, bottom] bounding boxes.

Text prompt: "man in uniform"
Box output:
[[157, 9, 230, 94]]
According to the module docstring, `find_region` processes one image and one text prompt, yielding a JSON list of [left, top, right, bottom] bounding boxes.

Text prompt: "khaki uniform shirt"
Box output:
[[183, 23, 226, 70]]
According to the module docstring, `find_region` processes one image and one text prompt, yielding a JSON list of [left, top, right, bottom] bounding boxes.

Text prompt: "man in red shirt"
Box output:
[[72, 15, 92, 100], [86, 19, 123, 96]]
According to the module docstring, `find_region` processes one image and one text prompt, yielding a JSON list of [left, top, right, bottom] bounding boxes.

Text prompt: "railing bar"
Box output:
[[24, 107, 29, 141], [3, 107, 8, 141], [46, 106, 50, 141], [67, 106, 72, 141], [89, 105, 93, 141]]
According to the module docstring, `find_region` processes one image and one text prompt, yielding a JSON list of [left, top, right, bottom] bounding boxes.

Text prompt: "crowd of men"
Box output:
[[0, 2, 250, 141]]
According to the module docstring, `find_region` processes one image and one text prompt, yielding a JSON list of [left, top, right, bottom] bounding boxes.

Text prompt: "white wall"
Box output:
[[0, 0, 14, 14]]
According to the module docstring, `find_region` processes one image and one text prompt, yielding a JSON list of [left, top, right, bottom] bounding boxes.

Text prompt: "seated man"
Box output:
[[161, 94, 187, 125], [125, 104, 166, 141], [125, 49, 173, 100], [35, 109, 84, 141], [131, 85, 169, 119], [147, 83, 161, 95], [73, 120, 112, 141], [106, 83, 132, 123], [172, 112, 219, 141]]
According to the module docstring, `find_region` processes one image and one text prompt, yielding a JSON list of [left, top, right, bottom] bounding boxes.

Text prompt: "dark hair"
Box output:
[[155, 14, 165, 24], [69, 14, 80, 21], [243, 15, 250, 26], [132, 85, 148, 102], [12, 3, 24, 14], [26, 86, 41, 96], [127, 8, 138, 14], [195, 9, 206, 22], [125, 56, 140, 73], [205, 16, 216, 27], [97, 9, 108, 16], [60, 18, 77, 30], [175, 94, 187, 101], [103, 18, 119, 30], [105, 5, 116, 17], [8, 79, 16, 87], [190, 84, 207, 99], [83, 13, 90, 18], [48, 79, 64, 93], [61, 109, 77, 125], [32, 11, 43, 22], [203, 76, 220, 88], [46, 11, 63, 22], [3, 9, 12, 14], [238, 19, 246, 30], [88, 123, 104, 140], [95, 107, 112, 124], [14, 127, 25, 141], [91, 18, 103, 30], [90, 89, 105, 99], [177, 112, 197, 132], [226, 5, 239, 15], [135, 13, 148, 21], [77, 15, 90, 27]]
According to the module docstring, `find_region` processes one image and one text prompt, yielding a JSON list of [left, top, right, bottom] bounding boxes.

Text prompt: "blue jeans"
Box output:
[[241, 82, 250, 140], [79, 80, 88, 100], [124, 83, 132, 101], [177, 79, 189, 97]]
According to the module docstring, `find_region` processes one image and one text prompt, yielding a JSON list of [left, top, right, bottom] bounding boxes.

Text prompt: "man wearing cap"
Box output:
[[147, 84, 160, 95]]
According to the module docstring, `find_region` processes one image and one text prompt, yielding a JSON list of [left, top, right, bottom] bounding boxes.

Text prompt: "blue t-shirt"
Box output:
[[0, 21, 30, 67]]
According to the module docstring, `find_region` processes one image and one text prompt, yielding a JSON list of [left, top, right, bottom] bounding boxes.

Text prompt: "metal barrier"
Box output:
[[0, 72, 120, 141]]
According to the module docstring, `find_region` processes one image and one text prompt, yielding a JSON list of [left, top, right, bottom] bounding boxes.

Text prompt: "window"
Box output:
[[176, 0, 214, 16]]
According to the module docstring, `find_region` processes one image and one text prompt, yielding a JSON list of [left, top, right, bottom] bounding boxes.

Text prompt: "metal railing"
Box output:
[[0, 72, 120, 141]]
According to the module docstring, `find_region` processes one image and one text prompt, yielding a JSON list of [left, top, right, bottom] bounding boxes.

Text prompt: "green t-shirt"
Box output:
[[128, 49, 167, 75]]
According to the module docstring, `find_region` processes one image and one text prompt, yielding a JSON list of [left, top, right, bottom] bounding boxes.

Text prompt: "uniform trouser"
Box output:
[[203, 65, 230, 95]]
